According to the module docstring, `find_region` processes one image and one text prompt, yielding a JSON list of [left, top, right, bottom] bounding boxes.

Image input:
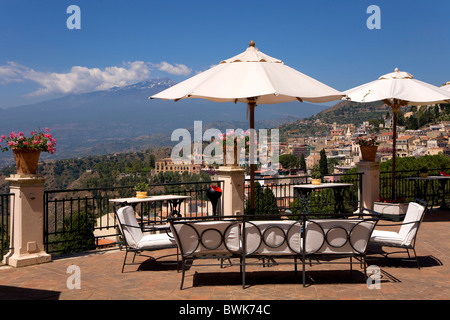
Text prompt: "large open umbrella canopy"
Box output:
[[344, 68, 450, 200], [150, 41, 345, 212]]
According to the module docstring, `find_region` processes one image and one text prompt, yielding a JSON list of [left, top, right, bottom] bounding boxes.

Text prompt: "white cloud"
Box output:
[[154, 62, 191, 76], [23, 61, 151, 96], [0, 61, 27, 83], [0, 60, 192, 97]]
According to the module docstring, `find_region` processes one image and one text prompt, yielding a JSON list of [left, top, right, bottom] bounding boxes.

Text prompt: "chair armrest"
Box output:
[[120, 223, 141, 230], [143, 224, 173, 238], [359, 207, 382, 216], [143, 224, 170, 232]]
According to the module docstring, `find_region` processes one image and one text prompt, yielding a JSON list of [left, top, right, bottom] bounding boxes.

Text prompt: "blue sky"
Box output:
[[0, 0, 449, 108]]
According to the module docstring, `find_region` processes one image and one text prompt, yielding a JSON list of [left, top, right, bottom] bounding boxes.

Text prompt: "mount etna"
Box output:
[[0, 78, 328, 166]]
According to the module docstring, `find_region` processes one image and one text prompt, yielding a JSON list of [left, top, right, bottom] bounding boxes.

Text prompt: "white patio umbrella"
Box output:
[[150, 41, 345, 212], [441, 81, 450, 92], [344, 68, 450, 200]]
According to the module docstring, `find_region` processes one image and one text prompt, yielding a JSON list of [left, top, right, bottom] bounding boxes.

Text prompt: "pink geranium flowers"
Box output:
[[0, 128, 56, 154]]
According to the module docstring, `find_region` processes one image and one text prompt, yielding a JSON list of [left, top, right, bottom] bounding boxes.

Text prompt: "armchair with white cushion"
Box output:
[[115, 205, 177, 272], [368, 201, 426, 269]]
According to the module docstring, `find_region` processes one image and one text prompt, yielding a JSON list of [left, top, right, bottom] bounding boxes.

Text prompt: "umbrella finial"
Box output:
[[249, 40, 255, 47], [395, 67, 399, 72]]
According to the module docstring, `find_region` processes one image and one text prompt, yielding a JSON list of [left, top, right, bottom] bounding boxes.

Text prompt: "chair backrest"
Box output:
[[398, 202, 426, 246], [304, 219, 376, 255], [170, 220, 241, 257], [116, 205, 143, 248], [244, 220, 302, 255]]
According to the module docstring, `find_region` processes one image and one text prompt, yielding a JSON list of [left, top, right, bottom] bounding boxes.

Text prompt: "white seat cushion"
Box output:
[[305, 219, 375, 255], [117, 206, 144, 248], [137, 233, 176, 250], [370, 230, 403, 246], [171, 220, 241, 257], [245, 220, 302, 255]]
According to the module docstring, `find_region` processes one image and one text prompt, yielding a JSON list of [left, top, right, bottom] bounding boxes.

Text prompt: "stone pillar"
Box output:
[[213, 166, 245, 216], [3, 174, 51, 267], [357, 161, 380, 211]]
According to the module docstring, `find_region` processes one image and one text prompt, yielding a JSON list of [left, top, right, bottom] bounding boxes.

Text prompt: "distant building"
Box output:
[[155, 158, 202, 175], [292, 144, 308, 159], [378, 132, 393, 143], [396, 135, 416, 154], [306, 153, 321, 169]]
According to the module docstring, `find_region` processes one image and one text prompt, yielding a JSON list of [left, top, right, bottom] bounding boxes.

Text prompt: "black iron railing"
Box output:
[[244, 173, 363, 215], [0, 193, 13, 260], [5, 166, 449, 258], [43, 180, 224, 254], [379, 167, 450, 207]]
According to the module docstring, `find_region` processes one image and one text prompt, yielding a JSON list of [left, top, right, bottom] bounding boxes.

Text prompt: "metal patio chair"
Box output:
[[368, 201, 426, 269], [115, 205, 177, 272]]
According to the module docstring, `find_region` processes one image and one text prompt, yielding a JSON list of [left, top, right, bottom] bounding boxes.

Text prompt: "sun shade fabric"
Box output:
[[150, 44, 344, 104], [344, 69, 450, 105], [441, 82, 450, 92]]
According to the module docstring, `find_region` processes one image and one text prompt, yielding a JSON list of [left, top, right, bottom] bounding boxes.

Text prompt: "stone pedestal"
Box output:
[[373, 201, 408, 221], [357, 161, 380, 211], [2, 174, 51, 267], [213, 166, 245, 216]]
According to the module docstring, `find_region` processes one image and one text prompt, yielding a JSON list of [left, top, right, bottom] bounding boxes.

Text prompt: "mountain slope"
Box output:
[[0, 78, 329, 166]]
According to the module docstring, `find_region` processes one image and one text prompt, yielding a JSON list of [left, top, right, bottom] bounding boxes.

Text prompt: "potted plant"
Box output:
[[134, 182, 149, 199], [419, 166, 428, 178], [310, 163, 322, 185], [0, 128, 56, 174], [356, 135, 379, 161]]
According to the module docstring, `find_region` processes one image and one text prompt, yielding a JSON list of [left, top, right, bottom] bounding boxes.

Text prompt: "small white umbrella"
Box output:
[[151, 41, 345, 212], [344, 68, 450, 200]]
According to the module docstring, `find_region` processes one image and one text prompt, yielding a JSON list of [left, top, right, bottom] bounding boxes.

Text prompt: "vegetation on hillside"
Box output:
[[278, 102, 450, 141]]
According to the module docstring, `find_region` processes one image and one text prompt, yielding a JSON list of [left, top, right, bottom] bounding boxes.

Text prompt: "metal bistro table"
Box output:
[[406, 176, 450, 210], [109, 195, 191, 218], [293, 183, 353, 214]]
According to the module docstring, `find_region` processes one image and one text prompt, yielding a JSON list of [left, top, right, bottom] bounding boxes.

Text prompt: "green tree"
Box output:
[[56, 212, 96, 254], [279, 154, 299, 169], [327, 157, 340, 174], [299, 153, 307, 172], [245, 182, 279, 217], [319, 149, 328, 176]]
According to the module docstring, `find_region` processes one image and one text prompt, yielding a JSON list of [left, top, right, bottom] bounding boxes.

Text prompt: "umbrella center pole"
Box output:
[[248, 99, 257, 213], [391, 103, 400, 201]]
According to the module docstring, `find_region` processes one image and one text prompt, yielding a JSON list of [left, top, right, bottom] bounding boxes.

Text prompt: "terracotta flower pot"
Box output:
[[13, 149, 41, 174], [360, 145, 378, 161], [311, 179, 321, 185]]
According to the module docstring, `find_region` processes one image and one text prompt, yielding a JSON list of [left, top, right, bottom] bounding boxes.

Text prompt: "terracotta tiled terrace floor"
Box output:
[[1, 208, 450, 302]]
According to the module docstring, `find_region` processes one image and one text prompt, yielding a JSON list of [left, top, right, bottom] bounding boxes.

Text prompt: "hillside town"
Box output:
[[154, 109, 450, 177], [284, 118, 450, 175]]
